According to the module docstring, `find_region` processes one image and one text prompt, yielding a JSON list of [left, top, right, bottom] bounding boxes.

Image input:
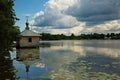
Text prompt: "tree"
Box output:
[[0, 0, 20, 51], [0, 51, 16, 79], [70, 33, 75, 39]]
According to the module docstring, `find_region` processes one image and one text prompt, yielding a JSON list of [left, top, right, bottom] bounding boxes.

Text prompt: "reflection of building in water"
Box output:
[[16, 49, 40, 79]]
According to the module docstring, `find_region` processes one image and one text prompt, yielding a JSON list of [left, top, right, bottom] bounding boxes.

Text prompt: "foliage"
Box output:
[[0, 51, 16, 80], [40, 33, 120, 40], [0, 0, 20, 51]]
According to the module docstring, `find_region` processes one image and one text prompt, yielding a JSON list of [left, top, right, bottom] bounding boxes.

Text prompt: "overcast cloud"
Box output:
[[31, 0, 120, 35], [66, 0, 120, 25]]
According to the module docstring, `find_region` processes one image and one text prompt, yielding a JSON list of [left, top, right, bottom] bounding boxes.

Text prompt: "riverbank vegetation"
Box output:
[[40, 33, 120, 40], [0, 0, 20, 51]]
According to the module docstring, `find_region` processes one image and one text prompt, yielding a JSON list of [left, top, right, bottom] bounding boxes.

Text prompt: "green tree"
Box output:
[[0, 51, 16, 80], [70, 33, 75, 39], [0, 0, 20, 51]]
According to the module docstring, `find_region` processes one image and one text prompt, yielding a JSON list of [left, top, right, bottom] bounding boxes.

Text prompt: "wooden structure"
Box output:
[[17, 17, 40, 48]]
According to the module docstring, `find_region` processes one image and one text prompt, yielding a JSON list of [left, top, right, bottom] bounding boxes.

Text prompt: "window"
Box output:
[[28, 38, 32, 42]]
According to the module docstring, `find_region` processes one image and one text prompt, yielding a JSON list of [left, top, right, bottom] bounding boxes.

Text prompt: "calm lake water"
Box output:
[[2, 40, 120, 80]]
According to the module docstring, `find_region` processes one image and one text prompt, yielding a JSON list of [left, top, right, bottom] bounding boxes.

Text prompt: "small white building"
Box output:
[[17, 18, 40, 48]]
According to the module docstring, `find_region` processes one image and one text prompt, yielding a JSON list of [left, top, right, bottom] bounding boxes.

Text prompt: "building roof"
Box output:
[[21, 30, 40, 37]]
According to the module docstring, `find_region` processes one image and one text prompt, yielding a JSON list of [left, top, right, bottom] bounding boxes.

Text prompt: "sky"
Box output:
[[14, 0, 120, 35]]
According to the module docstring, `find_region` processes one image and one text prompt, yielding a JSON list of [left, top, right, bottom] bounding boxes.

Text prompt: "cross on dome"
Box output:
[[25, 16, 29, 30]]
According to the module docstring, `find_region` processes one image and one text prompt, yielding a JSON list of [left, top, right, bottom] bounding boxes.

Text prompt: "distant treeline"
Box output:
[[40, 33, 120, 40]]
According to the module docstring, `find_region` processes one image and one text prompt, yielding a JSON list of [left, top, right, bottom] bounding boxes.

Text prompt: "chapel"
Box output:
[[17, 18, 40, 48]]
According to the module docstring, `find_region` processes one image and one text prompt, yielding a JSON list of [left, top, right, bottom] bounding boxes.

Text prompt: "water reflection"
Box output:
[[12, 48, 49, 80], [40, 40, 120, 80], [3, 40, 120, 80], [0, 51, 16, 80], [40, 40, 120, 58], [40, 41, 64, 47], [17, 49, 40, 79]]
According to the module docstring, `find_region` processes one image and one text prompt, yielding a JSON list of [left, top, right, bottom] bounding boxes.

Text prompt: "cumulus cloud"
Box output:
[[33, 0, 79, 29], [80, 20, 120, 33], [30, 0, 120, 34]]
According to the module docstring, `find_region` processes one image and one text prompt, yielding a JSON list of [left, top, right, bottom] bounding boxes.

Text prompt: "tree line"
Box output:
[[40, 33, 120, 40]]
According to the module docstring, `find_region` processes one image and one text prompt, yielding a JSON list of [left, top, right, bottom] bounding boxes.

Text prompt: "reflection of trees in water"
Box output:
[[0, 51, 16, 80], [68, 54, 120, 79], [40, 41, 63, 47]]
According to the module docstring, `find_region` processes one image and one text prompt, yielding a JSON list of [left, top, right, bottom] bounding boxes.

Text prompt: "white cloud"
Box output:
[[33, 11, 44, 18], [81, 20, 120, 33], [32, 0, 79, 29], [30, 0, 120, 35]]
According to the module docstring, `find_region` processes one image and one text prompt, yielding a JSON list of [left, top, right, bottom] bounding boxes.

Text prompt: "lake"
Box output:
[[2, 40, 120, 80]]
